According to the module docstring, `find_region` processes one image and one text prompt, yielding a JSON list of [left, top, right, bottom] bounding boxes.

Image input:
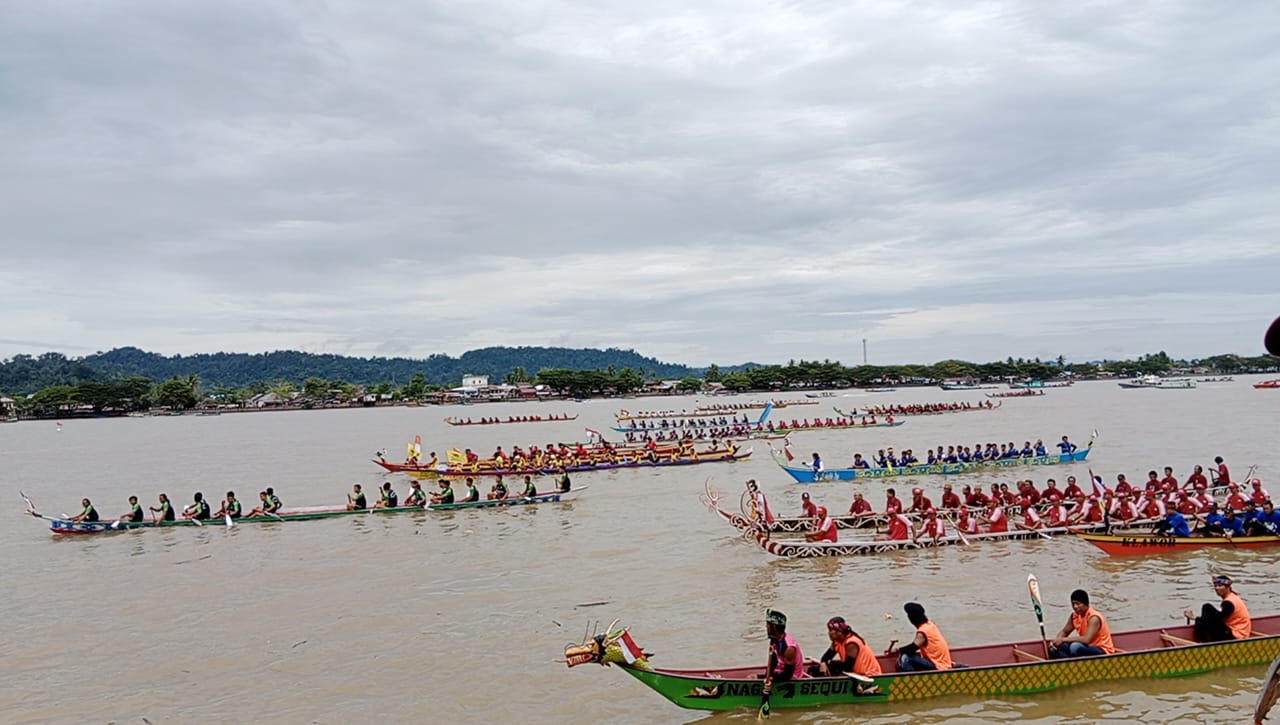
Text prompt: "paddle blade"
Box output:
[[225, 513, 233, 528], [1027, 574, 1044, 622]]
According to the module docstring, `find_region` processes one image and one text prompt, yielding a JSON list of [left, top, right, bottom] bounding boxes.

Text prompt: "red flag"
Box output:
[[783, 445, 795, 461], [618, 631, 643, 664]]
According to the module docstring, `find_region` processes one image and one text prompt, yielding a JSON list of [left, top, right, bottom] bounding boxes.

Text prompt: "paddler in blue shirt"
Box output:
[[118, 495, 145, 523], [1154, 509, 1192, 537], [70, 498, 99, 523], [1058, 436, 1077, 455], [1034, 439, 1047, 457]]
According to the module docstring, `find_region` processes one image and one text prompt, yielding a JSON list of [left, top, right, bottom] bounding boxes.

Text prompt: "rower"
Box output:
[[264, 487, 282, 514], [150, 493, 175, 522], [212, 491, 241, 520], [800, 491, 818, 520], [182, 491, 211, 520], [463, 477, 480, 503], [521, 475, 538, 498], [805, 506, 838, 543], [808, 617, 881, 679], [70, 498, 99, 523], [404, 481, 427, 506], [119, 495, 145, 523], [1184, 575, 1252, 642], [245, 491, 271, 518], [556, 468, 572, 493], [346, 483, 367, 511], [488, 475, 509, 501], [913, 508, 946, 543], [1049, 589, 1114, 658], [430, 479, 454, 505], [888, 602, 953, 671], [1057, 436, 1077, 455], [373, 481, 398, 508]]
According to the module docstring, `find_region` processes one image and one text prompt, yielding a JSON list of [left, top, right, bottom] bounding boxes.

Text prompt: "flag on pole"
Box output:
[[618, 631, 643, 664]]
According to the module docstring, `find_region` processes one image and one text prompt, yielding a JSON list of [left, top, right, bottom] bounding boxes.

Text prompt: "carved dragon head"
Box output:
[[563, 619, 652, 670]]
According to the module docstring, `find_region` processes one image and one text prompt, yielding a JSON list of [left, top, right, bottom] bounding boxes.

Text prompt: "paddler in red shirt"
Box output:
[[1014, 496, 1042, 530], [847, 491, 873, 518], [1250, 478, 1271, 505], [1160, 466, 1179, 493], [955, 505, 979, 534], [940, 483, 961, 510], [1185, 465, 1209, 490], [1175, 491, 1199, 516], [800, 491, 819, 521], [1062, 475, 1085, 501], [962, 484, 989, 507], [908, 487, 933, 514], [1139, 490, 1165, 519], [913, 508, 947, 543], [1041, 479, 1064, 504], [1113, 474, 1134, 498], [1225, 483, 1247, 511], [1043, 499, 1069, 527], [883, 488, 903, 516], [1212, 456, 1231, 486], [979, 500, 1008, 533], [880, 513, 911, 541], [1068, 495, 1105, 525], [806, 506, 838, 543], [1144, 470, 1162, 494]]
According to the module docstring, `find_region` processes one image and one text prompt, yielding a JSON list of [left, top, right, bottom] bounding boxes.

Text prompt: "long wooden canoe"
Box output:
[[564, 616, 1280, 712], [26, 503, 433, 534], [375, 447, 753, 477], [426, 487, 585, 511], [444, 414, 578, 425], [1078, 532, 1280, 555], [770, 444, 1091, 483], [834, 402, 1001, 418]]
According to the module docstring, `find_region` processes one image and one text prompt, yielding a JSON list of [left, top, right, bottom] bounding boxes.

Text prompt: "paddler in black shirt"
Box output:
[[182, 491, 211, 520], [212, 491, 241, 520], [463, 477, 480, 503], [431, 479, 454, 505], [150, 493, 175, 521], [372, 481, 398, 508]]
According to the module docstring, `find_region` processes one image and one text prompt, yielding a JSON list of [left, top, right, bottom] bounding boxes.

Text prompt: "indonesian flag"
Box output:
[[618, 631, 643, 664], [783, 443, 795, 461], [1091, 472, 1107, 498], [758, 493, 776, 523]]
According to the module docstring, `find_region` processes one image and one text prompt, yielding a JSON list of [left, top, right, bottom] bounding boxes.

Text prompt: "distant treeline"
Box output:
[[1, 347, 1276, 416]]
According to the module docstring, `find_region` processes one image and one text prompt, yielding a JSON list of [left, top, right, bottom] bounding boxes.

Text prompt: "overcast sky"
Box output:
[[3, 1, 1278, 368]]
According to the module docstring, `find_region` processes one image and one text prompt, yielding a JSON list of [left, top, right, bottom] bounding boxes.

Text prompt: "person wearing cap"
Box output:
[[1049, 589, 1114, 658], [1250, 478, 1272, 506], [1184, 576, 1252, 642], [1042, 497, 1069, 528], [908, 488, 933, 514], [913, 508, 947, 543], [847, 491, 873, 518], [800, 491, 819, 520], [373, 481, 398, 508], [403, 481, 426, 507], [978, 498, 1009, 533], [806, 506, 838, 543], [1068, 494, 1105, 525], [1014, 497, 1043, 531], [763, 609, 805, 698], [955, 505, 979, 535], [345, 483, 367, 511], [1138, 490, 1165, 520], [888, 602, 953, 671], [809, 617, 881, 678], [1225, 483, 1247, 512]]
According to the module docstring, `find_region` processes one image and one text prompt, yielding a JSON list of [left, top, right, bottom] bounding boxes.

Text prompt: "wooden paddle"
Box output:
[[1027, 574, 1050, 659]]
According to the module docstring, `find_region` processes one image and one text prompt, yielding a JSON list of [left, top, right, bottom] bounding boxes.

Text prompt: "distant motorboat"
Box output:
[[1255, 379, 1280, 389], [938, 380, 999, 390], [1117, 375, 1196, 389], [864, 387, 897, 393], [1195, 376, 1234, 383]]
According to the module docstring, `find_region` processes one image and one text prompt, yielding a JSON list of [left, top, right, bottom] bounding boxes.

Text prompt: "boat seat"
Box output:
[[1012, 647, 1045, 661], [1160, 631, 1197, 647]]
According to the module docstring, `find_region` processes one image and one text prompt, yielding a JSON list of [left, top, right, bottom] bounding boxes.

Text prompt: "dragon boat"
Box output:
[[769, 437, 1092, 484], [374, 447, 753, 477], [563, 616, 1280, 712], [1077, 532, 1280, 555], [986, 389, 1046, 398], [833, 402, 1000, 418], [444, 414, 578, 425], [425, 486, 585, 511]]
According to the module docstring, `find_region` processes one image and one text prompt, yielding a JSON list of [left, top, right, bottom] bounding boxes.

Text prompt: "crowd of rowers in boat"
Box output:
[[761, 578, 1253, 683], [54, 472, 578, 524], [395, 438, 741, 470], [749, 465, 1275, 544], [806, 435, 1080, 471], [858, 401, 996, 415], [620, 415, 894, 431], [615, 401, 811, 420], [448, 414, 576, 424]]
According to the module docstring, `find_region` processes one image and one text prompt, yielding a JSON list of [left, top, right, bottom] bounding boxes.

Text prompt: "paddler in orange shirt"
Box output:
[[1184, 575, 1252, 642], [888, 602, 953, 671], [1049, 589, 1114, 658]]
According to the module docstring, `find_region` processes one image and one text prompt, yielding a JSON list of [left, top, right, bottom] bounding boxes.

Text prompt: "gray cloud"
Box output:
[[2, 1, 1278, 368]]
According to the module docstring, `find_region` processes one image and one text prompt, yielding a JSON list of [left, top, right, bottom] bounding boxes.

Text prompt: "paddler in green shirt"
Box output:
[[70, 498, 99, 523], [118, 495, 145, 523], [212, 491, 241, 520], [373, 481, 398, 508], [149, 493, 175, 521], [404, 481, 426, 506], [431, 479, 454, 505], [463, 477, 480, 503], [521, 475, 538, 498], [346, 483, 367, 511]]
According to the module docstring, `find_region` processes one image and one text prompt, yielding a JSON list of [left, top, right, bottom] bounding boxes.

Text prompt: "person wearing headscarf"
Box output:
[[805, 506, 838, 543], [888, 602, 953, 671], [1184, 575, 1252, 642], [809, 616, 882, 678], [764, 609, 805, 698], [1049, 589, 1115, 658]]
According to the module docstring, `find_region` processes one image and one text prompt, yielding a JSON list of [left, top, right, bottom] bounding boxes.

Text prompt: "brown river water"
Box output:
[[3, 378, 1278, 724]]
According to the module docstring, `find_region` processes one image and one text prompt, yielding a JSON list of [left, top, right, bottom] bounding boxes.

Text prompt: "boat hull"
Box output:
[[610, 618, 1280, 711], [36, 504, 433, 534], [375, 449, 752, 476], [771, 448, 1090, 483], [426, 487, 584, 511], [1078, 532, 1280, 555]]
